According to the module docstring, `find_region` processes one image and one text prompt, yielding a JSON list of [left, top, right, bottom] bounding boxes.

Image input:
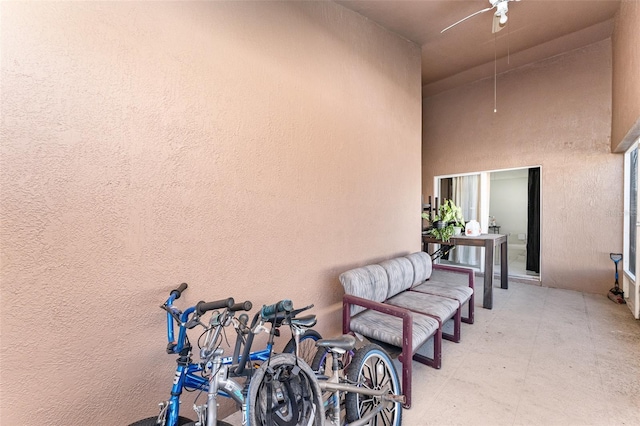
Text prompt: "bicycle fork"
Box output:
[[194, 349, 247, 426], [158, 352, 192, 426]]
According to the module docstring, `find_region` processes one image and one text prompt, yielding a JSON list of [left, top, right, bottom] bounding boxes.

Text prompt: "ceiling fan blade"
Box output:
[[441, 6, 495, 33]]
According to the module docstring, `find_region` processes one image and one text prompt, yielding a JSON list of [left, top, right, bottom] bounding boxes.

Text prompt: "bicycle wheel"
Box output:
[[247, 353, 324, 426], [183, 421, 232, 426], [344, 344, 402, 426], [282, 329, 322, 367], [128, 415, 193, 426]]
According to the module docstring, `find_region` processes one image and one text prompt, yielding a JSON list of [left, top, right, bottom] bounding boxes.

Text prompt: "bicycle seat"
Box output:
[[315, 334, 356, 351], [290, 315, 316, 328]]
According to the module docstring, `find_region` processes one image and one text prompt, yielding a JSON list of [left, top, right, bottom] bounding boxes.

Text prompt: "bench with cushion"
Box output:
[[339, 252, 474, 408], [406, 251, 475, 324]]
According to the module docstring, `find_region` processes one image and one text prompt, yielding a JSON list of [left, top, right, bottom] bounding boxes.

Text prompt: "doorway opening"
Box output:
[[434, 166, 541, 280]]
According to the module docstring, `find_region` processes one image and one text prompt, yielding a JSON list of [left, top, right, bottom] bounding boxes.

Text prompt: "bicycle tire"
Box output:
[[128, 415, 193, 426], [344, 344, 402, 426], [182, 421, 232, 426], [282, 329, 322, 367], [247, 353, 324, 426]]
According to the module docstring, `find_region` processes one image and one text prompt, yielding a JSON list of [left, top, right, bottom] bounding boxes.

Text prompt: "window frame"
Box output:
[[623, 141, 638, 279]]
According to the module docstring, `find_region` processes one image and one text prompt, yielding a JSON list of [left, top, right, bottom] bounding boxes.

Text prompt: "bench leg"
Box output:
[[462, 293, 475, 324], [442, 306, 462, 343], [400, 313, 414, 408], [398, 352, 412, 409], [342, 301, 351, 334], [401, 326, 443, 409], [413, 327, 442, 370]]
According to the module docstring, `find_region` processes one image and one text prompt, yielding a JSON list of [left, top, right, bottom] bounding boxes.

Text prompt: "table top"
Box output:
[[422, 232, 507, 245]]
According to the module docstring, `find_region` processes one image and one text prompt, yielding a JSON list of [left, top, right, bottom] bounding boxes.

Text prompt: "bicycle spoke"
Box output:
[[346, 345, 401, 426]]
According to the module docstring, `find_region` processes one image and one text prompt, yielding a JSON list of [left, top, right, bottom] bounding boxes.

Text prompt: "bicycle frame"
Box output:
[[192, 303, 317, 426], [163, 302, 201, 426], [220, 321, 309, 366], [160, 287, 250, 426], [318, 381, 403, 426]]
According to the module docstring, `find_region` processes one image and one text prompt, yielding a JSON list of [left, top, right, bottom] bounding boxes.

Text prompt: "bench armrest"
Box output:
[[342, 294, 413, 351], [432, 264, 475, 290], [343, 294, 412, 319]]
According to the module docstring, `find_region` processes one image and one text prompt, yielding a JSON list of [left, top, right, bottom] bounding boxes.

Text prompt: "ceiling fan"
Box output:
[[441, 0, 520, 34]]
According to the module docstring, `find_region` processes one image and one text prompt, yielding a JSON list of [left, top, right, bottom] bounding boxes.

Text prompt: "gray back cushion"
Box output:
[[379, 257, 414, 299], [339, 264, 389, 316], [404, 252, 433, 285]]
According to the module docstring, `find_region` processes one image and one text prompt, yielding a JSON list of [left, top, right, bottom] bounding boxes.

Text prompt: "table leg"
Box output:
[[483, 240, 494, 309], [500, 240, 508, 289]]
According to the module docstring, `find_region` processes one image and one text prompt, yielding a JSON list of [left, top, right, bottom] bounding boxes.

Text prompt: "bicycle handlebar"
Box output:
[[288, 304, 314, 318], [234, 300, 311, 376], [170, 282, 188, 300], [230, 300, 253, 312], [260, 299, 293, 319], [259, 304, 315, 325], [195, 298, 235, 315]]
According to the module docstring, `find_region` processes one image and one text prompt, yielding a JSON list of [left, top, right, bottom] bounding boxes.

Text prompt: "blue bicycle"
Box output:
[[129, 283, 322, 426]]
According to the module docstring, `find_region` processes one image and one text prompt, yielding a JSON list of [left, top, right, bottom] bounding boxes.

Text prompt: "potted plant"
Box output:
[[421, 211, 432, 231], [427, 199, 465, 242]]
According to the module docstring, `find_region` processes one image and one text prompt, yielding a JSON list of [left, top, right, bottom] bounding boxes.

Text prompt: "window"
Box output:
[[624, 142, 637, 277], [623, 140, 639, 319]]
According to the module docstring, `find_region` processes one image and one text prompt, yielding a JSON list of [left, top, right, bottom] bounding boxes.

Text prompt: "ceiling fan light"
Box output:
[[499, 13, 508, 25]]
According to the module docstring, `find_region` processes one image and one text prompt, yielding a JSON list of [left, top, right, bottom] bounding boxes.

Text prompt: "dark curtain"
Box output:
[[527, 168, 541, 272]]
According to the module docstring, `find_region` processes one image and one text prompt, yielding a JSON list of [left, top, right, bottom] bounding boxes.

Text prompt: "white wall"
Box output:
[[489, 170, 529, 245]]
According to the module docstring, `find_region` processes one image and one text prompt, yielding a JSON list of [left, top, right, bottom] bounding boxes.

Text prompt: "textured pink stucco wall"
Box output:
[[611, 0, 640, 151], [423, 40, 622, 294], [0, 2, 421, 424]]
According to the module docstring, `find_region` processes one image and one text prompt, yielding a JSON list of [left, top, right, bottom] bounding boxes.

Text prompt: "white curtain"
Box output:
[[452, 175, 481, 266]]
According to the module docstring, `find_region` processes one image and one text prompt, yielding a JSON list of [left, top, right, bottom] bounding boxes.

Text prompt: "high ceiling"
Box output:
[[336, 0, 621, 96]]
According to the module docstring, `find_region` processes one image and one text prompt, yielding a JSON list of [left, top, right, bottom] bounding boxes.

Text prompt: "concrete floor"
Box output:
[[401, 281, 640, 426], [225, 281, 640, 425]]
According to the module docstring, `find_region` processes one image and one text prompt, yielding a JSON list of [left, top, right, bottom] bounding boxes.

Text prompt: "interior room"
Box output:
[[434, 167, 542, 279], [489, 168, 540, 277], [1, 1, 638, 425]]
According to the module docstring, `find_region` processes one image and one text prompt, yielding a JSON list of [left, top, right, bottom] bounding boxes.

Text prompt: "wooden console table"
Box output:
[[422, 233, 508, 309]]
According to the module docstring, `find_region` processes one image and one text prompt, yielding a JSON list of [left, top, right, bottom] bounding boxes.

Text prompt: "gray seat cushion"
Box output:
[[429, 268, 474, 287], [412, 282, 473, 305], [379, 257, 415, 298], [404, 251, 433, 283], [386, 291, 459, 323], [349, 309, 439, 352], [339, 264, 389, 316], [405, 251, 473, 305]]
